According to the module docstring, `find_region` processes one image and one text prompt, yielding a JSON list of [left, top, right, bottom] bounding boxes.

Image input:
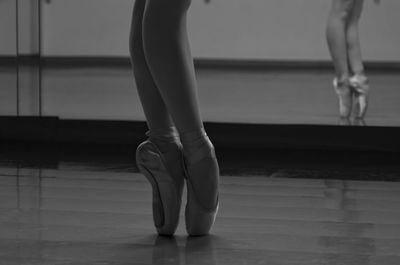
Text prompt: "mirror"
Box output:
[[0, 0, 18, 116], [11, 0, 400, 126]]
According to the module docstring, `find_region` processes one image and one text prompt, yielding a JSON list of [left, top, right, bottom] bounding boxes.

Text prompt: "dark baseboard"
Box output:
[[2, 56, 400, 71], [0, 56, 18, 67], [42, 57, 400, 72], [1, 117, 399, 153], [195, 58, 400, 72], [0, 116, 58, 142]]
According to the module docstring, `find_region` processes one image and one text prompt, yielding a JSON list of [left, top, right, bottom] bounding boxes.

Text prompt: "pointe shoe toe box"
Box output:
[[136, 141, 184, 236], [184, 155, 220, 236]]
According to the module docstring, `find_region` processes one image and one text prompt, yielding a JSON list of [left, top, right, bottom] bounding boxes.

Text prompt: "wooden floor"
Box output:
[[1, 153, 400, 265]]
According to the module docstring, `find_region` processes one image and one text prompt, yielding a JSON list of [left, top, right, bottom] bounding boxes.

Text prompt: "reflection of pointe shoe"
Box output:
[[353, 117, 367, 126], [183, 145, 219, 236], [333, 78, 352, 118], [338, 117, 351, 126], [136, 141, 184, 236], [186, 236, 217, 265], [153, 236, 180, 265], [349, 74, 369, 119]]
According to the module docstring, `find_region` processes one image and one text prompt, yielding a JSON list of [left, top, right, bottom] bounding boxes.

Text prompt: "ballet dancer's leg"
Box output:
[[130, 0, 174, 134], [142, 0, 204, 134], [326, 0, 355, 118], [327, 0, 354, 79], [130, 0, 184, 236], [346, 0, 369, 118], [142, 0, 219, 236], [346, 0, 365, 75]]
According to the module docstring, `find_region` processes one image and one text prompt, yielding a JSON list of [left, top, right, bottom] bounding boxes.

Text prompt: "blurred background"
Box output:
[[1, 0, 399, 125]]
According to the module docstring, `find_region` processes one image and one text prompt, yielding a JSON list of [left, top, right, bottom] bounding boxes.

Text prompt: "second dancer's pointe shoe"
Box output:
[[333, 77, 352, 118], [183, 144, 219, 236], [136, 141, 184, 236], [338, 117, 351, 126], [353, 117, 367, 126], [349, 74, 369, 119]]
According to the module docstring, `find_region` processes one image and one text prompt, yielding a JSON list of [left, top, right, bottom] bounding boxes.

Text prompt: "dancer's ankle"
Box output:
[[146, 126, 181, 154], [180, 128, 214, 165], [335, 74, 349, 85], [353, 69, 366, 77]]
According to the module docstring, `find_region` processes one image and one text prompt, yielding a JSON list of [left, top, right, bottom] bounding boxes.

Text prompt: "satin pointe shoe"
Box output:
[[183, 141, 219, 236], [349, 74, 370, 119], [338, 117, 351, 126], [333, 77, 352, 118], [136, 141, 184, 236]]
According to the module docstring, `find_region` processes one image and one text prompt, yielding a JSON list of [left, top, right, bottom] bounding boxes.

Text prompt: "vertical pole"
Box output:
[[16, 0, 20, 116], [38, 0, 43, 116]]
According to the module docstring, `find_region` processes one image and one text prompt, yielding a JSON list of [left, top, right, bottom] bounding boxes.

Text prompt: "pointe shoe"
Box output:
[[352, 117, 367, 126], [338, 117, 351, 126], [333, 77, 352, 118], [349, 74, 369, 119], [183, 145, 219, 236], [136, 141, 184, 236]]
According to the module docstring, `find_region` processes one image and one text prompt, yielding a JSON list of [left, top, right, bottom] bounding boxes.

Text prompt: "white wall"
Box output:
[[41, 0, 400, 61], [18, 0, 40, 55], [2, 0, 400, 61], [188, 0, 400, 61], [0, 0, 16, 55], [0, 0, 40, 55], [42, 0, 130, 57]]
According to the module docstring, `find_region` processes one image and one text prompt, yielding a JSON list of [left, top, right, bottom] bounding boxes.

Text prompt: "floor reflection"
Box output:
[[151, 236, 220, 265], [320, 180, 376, 265], [338, 117, 352, 126], [353, 118, 367, 127], [185, 236, 220, 265], [1, 152, 400, 265], [338, 117, 366, 126], [152, 237, 180, 265]]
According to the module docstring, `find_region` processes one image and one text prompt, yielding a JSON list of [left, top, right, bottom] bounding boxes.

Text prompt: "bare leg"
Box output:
[[142, 0, 219, 236], [142, 0, 204, 135], [326, 0, 355, 79], [129, 0, 175, 133], [326, 0, 355, 118], [346, 0, 365, 75], [346, 0, 369, 118], [131, 0, 184, 236]]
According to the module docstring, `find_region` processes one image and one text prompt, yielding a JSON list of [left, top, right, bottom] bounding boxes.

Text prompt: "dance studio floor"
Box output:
[[1, 147, 400, 265]]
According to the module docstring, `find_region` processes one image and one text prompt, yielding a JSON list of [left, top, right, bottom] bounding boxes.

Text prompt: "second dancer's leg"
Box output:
[[346, 0, 369, 118], [142, 0, 219, 236], [346, 0, 365, 75], [326, 0, 355, 119]]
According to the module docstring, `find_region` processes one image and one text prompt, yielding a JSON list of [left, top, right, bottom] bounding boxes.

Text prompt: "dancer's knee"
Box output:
[[331, 0, 354, 21]]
